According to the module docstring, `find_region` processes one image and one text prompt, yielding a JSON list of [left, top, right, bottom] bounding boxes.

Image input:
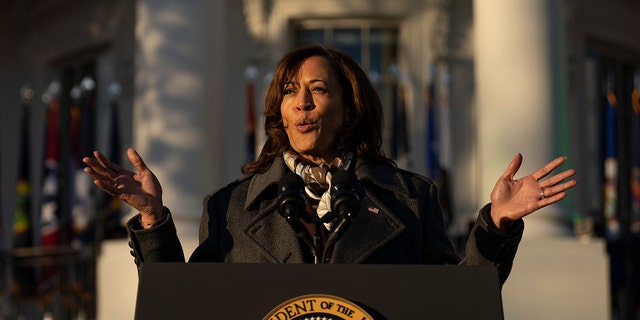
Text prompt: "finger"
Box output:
[[539, 168, 576, 189], [538, 191, 568, 207], [93, 150, 124, 177], [531, 156, 567, 181], [539, 176, 577, 206], [93, 150, 122, 181], [542, 179, 578, 198], [82, 157, 111, 180], [82, 166, 108, 182], [93, 178, 121, 197], [127, 148, 151, 173], [499, 153, 523, 181], [83, 168, 119, 196]]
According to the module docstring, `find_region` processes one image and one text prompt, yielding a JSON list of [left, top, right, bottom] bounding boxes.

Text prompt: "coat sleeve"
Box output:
[[126, 208, 186, 274], [460, 203, 524, 285], [188, 191, 231, 262]]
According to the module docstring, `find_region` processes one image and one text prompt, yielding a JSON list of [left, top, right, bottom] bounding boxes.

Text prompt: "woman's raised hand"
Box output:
[[82, 147, 164, 227], [489, 153, 577, 232]]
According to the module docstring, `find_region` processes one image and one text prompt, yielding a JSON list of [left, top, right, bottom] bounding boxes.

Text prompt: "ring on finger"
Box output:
[[540, 189, 545, 199]]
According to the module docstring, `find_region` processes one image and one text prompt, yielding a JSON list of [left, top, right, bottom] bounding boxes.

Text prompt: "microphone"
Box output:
[[277, 172, 320, 263], [322, 170, 360, 263], [329, 170, 360, 221], [277, 172, 306, 222]]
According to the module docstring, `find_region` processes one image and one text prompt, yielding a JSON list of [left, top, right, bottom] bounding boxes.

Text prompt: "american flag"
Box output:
[[40, 88, 61, 248]]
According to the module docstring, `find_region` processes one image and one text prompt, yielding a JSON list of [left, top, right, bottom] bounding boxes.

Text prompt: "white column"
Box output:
[[474, 0, 567, 236], [133, 0, 227, 222]]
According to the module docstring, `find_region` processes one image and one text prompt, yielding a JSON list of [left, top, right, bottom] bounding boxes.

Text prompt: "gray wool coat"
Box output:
[[127, 157, 523, 284]]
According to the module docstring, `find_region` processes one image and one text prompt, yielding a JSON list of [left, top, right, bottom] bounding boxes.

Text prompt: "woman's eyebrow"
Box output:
[[309, 79, 327, 85], [284, 80, 298, 86]]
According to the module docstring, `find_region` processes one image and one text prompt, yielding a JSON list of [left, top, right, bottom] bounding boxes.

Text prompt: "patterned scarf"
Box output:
[[283, 151, 354, 230]]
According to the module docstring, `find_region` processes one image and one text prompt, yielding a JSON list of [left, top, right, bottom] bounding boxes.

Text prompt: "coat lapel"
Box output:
[[329, 159, 415, 263], [329, 190, 409, 263], [244, 200, 306, 263], [242, 158, 306, 263]]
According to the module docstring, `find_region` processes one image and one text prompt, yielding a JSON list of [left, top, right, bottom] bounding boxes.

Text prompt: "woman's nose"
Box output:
[[295, 94, 315, 111], [296, 102, 314, 111]]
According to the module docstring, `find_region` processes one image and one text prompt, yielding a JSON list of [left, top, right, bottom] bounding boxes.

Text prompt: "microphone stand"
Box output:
[[321, 170, 359, 263], [278, 172, 322, 264], [280, 208, 321, 264]]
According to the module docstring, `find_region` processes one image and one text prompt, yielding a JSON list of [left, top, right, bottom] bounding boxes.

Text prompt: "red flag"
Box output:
[[246, 80, 256, 162], [631, 87, 640, 235], [245, 65, 258, 163], [41, 94, 61, 247]]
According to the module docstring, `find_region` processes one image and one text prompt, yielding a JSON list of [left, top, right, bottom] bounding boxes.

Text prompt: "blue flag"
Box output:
[[604, 90, 619, 240], [97, 82, 126, 240]]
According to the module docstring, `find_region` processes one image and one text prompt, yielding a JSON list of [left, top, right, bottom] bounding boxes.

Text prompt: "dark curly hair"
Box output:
[[242, 45, 388, 174]]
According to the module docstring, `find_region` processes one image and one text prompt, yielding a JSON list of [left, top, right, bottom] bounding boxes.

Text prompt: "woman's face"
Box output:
[[281, 56, 346, 164]]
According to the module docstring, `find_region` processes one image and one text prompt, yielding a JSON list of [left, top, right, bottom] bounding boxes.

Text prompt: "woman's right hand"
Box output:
[[83, 147, 164, 228]]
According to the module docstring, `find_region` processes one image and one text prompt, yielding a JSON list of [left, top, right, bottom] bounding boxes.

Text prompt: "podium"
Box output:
[[135, 263, 504, 319]]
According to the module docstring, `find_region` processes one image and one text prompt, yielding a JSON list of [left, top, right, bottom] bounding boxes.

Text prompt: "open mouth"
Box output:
[[295, 119, 317, 133]]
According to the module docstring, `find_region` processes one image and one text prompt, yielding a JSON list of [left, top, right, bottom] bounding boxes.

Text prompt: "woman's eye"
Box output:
[[283, 88, 295, 95], [311, 87, 327, 93]]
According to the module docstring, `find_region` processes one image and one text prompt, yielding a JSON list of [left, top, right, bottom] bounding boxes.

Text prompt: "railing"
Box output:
[[1, 245, 97, 320]]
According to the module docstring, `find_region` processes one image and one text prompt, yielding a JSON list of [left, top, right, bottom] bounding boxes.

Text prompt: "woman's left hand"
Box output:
[[490, 153, 577, 232]]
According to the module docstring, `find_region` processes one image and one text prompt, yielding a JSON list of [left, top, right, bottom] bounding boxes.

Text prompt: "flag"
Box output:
[[100, 82, 125, 240], [41, 89, 61, 248], [245, 65, 258, 163], [437, 68, 452, 172], [630, 86, 640, 235], [391, 72, 409, 166], [425, 69, 438, 180], [14, 102, 32, 248], [245, 78, 256, 162], [436, 67, 454, 230], [69, 78, 99, 318], [70, 79, 96, 247], [604, 90, 619, 240], [11, 94, 37, 299]]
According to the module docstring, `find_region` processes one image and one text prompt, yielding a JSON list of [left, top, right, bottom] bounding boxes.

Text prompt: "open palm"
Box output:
[[490, 153, 577, 231], [83, 148, 163, 218]]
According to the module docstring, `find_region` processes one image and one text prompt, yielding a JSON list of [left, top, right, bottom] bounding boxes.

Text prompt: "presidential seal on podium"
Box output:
[[264, 294, 374, 320]]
